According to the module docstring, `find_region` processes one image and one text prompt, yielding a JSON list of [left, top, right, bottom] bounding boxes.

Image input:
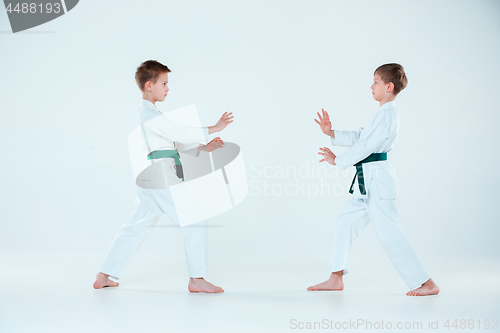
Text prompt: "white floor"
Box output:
[[1, 252, 499, 333]]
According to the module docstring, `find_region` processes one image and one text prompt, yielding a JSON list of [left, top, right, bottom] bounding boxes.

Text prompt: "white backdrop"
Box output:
[[1, 0, 499, 280]]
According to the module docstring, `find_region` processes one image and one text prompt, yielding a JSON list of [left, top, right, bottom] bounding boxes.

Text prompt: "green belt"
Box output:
[[147, 149, 184, 181], [348, 152, 387, 195]]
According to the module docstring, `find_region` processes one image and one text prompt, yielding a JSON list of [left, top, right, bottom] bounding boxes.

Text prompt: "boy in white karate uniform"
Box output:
[[93, 60, 233, 293], [308, 63, 439, 296]]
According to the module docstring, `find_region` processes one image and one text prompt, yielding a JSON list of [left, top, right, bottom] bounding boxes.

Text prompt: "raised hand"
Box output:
[[314, 108, 334, 137], [215, 112, 233, 132], [318, 147, 336, 165]]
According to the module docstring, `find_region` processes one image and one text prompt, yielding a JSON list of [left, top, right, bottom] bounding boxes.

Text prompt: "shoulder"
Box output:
[[377, 106, 399, 130], [138, 105, 162, 124]]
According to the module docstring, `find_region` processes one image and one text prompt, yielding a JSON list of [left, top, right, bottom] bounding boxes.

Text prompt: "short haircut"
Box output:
[[135, 60, 171, 92], [374, 63, 408, 95]]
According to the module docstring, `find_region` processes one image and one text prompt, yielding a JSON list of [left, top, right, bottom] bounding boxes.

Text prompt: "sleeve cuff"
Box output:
[[202, 127, 209, 144], [335, 155, 350, 170], [330, 130, 341, 146]]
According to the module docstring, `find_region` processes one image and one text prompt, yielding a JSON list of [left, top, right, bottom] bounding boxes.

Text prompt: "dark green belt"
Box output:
[[348, 152, 387, 195], [147, 149, 184, 181]]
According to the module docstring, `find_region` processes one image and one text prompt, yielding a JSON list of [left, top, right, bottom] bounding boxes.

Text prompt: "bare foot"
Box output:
[[307, 271, 344, 291], [406, 278, 439, 296], [93, 272, 119, 289], [188, 278, 224, 293]]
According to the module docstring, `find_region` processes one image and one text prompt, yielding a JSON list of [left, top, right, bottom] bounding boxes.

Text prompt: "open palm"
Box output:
[[318, 147, 336, 165], [314, 108, 333, 136]]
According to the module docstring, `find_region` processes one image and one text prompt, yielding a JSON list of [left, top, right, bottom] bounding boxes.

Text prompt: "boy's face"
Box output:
[[147, 72, 169, 101], [371, 73, 392, 101]]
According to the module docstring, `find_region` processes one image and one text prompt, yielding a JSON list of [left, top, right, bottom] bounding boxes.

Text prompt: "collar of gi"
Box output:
[[379, 100, 396, 109], [141, 99, 160, 112]]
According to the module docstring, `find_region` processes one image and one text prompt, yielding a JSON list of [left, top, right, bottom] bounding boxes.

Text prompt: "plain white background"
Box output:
[[1, 1, 499, 332]]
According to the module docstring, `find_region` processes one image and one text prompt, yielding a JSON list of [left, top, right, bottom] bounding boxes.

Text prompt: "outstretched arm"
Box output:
[[331, 127, 364, 147], [335, 112, 395, 170], [208, 112, 233, 134]]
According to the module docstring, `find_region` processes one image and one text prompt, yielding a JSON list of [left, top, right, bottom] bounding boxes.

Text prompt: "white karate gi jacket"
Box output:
[[138, 99, 209, 177], [332, 101, 400, 199], [99, 100, 211, 279]]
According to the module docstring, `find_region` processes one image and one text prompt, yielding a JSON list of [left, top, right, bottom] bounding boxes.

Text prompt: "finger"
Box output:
[[316, 112, 323, 121], [314, 119, 320, 125], [319, 159, 325, 162]]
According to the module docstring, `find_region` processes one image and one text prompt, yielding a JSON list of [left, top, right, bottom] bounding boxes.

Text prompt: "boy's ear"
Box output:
[[386, 82, 395, 93]]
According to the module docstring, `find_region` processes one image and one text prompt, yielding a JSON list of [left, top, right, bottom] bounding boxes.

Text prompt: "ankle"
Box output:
[[331, 271, 343, 278], [423, 278, 433, 285]]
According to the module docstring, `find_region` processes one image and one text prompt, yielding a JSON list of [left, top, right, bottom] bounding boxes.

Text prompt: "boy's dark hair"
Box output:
[[135, 60, 171, 92], [374, 63, 408, 95]]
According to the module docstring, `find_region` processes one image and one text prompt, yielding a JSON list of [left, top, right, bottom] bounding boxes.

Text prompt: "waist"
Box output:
[[147, 149, 180, 161], [354, 152, 387, 166]]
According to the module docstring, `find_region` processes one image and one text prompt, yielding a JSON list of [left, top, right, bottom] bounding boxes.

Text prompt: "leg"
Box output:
[[94, 187, 163, 288], [366, 190, 438, 295], [151, 161, 222, 293], [173, 219, 222, 293], [308, 197, 370, 291]]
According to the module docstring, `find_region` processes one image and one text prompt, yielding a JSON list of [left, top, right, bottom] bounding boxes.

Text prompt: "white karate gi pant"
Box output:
[[100, 160, 208, 280], [331, 181, 430, 290]]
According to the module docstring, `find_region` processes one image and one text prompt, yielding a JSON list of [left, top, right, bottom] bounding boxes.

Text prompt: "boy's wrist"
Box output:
[[208, 126, 219, 134], [326, 129, 335, 137]]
